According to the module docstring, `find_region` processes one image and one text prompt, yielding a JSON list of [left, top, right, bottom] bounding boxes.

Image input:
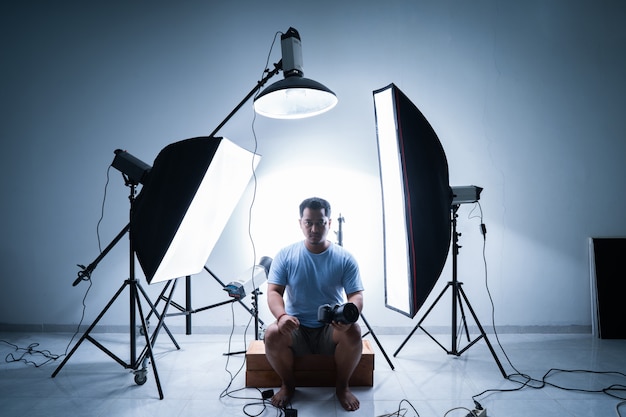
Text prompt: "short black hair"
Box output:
[[299, 197, 331, 218]]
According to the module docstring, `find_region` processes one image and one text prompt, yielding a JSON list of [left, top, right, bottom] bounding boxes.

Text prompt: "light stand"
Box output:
[[336, 215, 395, 370], [53, 26, 336, 398], [146, 266, 264, 336], [393, 204, 506, 377], [208, 62, 281, 139], [143, 26, 336, 335], [52, 179, 180, 399], [222, 256, 272, 340]]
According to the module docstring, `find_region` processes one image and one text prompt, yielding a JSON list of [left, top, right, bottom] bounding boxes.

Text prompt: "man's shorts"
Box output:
[[291, 325, 335, 356]]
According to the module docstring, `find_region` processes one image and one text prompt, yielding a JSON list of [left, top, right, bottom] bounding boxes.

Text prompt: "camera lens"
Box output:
[[334, 302, 359, 323]]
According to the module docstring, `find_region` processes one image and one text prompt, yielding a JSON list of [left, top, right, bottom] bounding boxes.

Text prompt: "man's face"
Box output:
[[299, 207, 331, 247]]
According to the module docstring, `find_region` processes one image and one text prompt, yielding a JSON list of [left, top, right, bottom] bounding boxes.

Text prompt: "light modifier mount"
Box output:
[[224, 256, 272, 299], [112, 149, 151, 185], [253, 27, 338, 119], [451, 185, 483, 205]]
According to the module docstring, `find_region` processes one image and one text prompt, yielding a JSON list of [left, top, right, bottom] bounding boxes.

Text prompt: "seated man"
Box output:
[[264, 197, 364, 412]]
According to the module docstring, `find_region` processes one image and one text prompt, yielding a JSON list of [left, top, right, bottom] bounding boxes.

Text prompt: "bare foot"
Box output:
[[336, 387, 360, 411], [271, 384, 295, 408]]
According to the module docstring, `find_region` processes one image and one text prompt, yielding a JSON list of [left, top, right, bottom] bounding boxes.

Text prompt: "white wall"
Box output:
[[1, 0, 625, 334]]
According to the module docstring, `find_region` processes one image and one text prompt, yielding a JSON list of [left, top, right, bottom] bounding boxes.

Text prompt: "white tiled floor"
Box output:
[[1, 329, 625, 416]]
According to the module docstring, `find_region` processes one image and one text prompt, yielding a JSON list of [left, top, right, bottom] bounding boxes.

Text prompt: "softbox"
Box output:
[[373, 83, 452, 318], [131, 136, 259, 284]]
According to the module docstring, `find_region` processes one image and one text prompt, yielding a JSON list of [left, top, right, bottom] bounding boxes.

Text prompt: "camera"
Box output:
[[317, 302, 360, 324]]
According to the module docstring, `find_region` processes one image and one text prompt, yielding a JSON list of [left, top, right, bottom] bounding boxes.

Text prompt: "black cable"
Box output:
[[2, 265, 93, 367], [443, 407, 475, 417], [470, 202, 525, 373], [2, 162, 113, 367], [467, 202, 626, 408], [217, 303, 286, 417], [96, 165, 112, 253], [541, 368, 626, 400], [373, 399, 422, 417], [616, 400, 626, 417], [217, 31, 289, 417], [2, 340, 61, 368], [247, 29, 282, 288], [467, 202, 549, 403], [219, 302, 250, 399]]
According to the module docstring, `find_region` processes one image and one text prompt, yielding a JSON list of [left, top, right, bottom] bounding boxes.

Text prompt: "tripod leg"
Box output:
[[134, 287, 164, 399], [136, 279, 180, 350], [394, 282, 452, 357], [144, 280, 173, 325], [52, 281, 128, 378], [185, 276, 192, 335], [361, 313, 394, 370], [457, 286, 507, 378], [455, 284, 471, 343]]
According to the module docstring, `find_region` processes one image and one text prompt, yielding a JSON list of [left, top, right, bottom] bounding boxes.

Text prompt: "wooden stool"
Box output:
[[245, 339, 374, 388]]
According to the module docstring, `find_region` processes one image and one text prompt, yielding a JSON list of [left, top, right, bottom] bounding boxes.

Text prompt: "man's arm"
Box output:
[[346, 290, 364, 312], [267, 283, 300, 334], [267, 283, 287, 319]]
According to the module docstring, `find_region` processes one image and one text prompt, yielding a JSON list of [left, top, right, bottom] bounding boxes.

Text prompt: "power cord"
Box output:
[[219, 302, 288, 417], [2, 163, 114, 367], [217, 32, 295, 417], [96, 165, 113, 253], [219, 302, 253, 399], [374, 399, 485, 417], [2, 276, 91, 367], [467, 202, 626, 413], [376, 399, 421, 417], [218, 304, 291, 417], [242, 28, 282, 316]]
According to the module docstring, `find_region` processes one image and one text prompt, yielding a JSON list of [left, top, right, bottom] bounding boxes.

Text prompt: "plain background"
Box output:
[[1, 0, 625, 334]]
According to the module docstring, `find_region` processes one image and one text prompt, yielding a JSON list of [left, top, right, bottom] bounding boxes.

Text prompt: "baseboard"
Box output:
[[0, 323, 592, 335]]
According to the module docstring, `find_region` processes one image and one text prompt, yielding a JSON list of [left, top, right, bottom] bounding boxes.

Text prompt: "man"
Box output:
[[264, 197, 364, 412]]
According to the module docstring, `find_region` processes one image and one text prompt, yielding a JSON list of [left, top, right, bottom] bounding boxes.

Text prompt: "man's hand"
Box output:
[[277, 314, 300, 335]]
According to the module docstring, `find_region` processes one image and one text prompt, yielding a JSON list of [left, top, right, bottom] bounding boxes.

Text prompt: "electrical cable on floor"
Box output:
[[443, 407, 475, 416], [219, 303, 253, 398], [1, 163, 114, 367], [375, 399, 487, 417], [377, 399, 421, 417], [2, 274, 92, 368], [218, 302, 288, 417], [466, 202, 626, 411], [218, 301, 278, 417]]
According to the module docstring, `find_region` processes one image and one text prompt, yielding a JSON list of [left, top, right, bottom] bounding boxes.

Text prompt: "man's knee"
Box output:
[[335, 323, 362, 347], [347, 323, 361, 341], [350, 323, 361, 337], [264, 324, 280, 345], [264, 324, 291, 351]]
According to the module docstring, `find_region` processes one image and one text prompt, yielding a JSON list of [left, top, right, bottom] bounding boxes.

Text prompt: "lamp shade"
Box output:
[[131, 136, 259, 284], [253, 76, 338, 119]]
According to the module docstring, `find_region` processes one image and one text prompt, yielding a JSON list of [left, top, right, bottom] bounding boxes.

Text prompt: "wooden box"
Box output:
[[245, 339, 374, 387]]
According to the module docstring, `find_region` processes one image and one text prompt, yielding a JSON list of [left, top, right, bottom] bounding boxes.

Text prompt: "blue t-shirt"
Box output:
[[268, 241, 364, 328]]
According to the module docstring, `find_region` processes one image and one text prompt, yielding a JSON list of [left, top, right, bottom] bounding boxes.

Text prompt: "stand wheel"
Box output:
[[134, 370, 147, 385], [138, 320, 150, 336], [134, 357, 149, 385]]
